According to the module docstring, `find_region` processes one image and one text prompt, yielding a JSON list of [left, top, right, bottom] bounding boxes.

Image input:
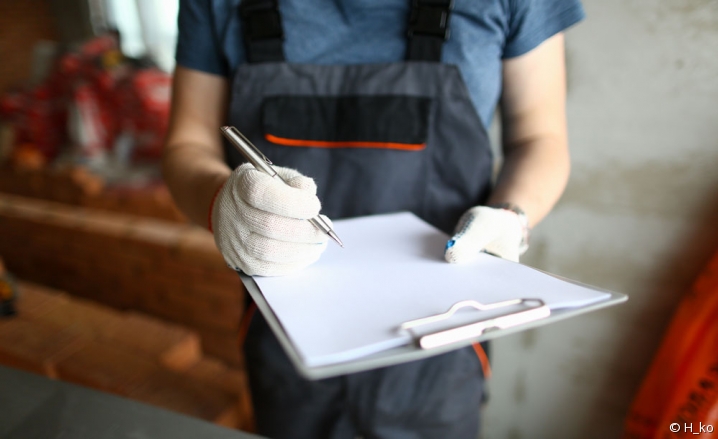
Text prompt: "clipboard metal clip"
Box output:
[[399, 298, 551, 350]]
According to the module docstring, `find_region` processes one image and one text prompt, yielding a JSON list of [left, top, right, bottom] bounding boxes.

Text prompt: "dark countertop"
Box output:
[[0, 366, 264, 439]]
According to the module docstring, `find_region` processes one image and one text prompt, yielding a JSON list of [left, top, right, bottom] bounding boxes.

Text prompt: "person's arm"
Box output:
[[162, 66, 231, 227], [444, 33, 570, 263], [162, 66, 329, 276], [490, 32, 570, 228]]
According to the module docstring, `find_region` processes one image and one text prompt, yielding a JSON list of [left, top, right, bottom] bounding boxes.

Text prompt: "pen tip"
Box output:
[[329, 231, 344, 248]]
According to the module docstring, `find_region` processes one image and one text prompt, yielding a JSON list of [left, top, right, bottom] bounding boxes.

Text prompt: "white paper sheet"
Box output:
[[255, 212, 611, 367]]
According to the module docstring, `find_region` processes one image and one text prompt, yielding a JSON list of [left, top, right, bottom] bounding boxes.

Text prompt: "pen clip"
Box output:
[[234, 128, 273, 165]]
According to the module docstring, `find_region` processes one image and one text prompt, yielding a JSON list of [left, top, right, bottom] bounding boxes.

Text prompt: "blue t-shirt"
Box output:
[[176, 0, 584, 127]]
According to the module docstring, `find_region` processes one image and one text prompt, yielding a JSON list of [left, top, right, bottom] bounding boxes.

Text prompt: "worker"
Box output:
[[163, 0, 584, 438]]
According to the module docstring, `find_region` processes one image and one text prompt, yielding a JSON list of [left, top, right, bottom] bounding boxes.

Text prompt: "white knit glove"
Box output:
[[444, 205, 528, 264], [211, 163, 330, 276]]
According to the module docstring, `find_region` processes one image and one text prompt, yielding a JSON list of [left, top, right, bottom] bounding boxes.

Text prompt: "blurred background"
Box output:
[[0, 0, 256, 431], [0, 0, 716, 438]]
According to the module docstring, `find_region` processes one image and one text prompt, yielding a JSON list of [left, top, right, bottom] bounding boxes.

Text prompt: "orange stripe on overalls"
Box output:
[[265, 133, 427, 151], [472, 342, 492, 379]]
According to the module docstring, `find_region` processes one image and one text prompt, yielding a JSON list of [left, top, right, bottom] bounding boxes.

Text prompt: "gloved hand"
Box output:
[[210, 163, 330, 276], [444, 205, 529, 264]]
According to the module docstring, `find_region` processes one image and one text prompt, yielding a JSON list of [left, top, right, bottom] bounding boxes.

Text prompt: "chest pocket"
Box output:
[[262, 95, 432, 152]]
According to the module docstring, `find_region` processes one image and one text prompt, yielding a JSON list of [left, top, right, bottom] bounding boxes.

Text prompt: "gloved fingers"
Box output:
[[444, 211, 497, 264], [244, 232, 328, 264], [483, 240, 521, 263], [213, 220, 252, 269], [274, 167, 318, 194], [236, 199, 328, 244], [212, 164, 329, 276], [215, 225, 325, 276], [222, 251, 320, 277], [245, 258, 319, 277], [444, 206, 524, 263], [237, 167, 321, 219], [212, 205, 251, 241], [248, 163, 317, 194], [233, 243, 325, 277], [235, 162, 256, 174]]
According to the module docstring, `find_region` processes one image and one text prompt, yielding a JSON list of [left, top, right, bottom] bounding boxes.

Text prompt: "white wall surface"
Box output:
[[482, 0, 718, 438]]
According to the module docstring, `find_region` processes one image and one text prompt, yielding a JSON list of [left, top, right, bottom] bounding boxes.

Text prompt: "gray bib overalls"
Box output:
[[232, 1, 493, 437]]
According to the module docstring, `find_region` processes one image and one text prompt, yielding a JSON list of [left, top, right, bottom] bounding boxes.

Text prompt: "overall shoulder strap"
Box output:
[[239, 0, 286, 63], [239, 0, 452, 64], [406, 0, 453, 62]]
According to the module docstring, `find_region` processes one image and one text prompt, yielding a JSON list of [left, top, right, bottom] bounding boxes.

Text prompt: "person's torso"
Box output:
[[210, 0, 512, 127], [224, 1, 496, 231]]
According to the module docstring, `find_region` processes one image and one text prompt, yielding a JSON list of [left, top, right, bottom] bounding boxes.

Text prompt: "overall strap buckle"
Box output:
[[406, 0, 454, 62], [240, 0, 286, 63]]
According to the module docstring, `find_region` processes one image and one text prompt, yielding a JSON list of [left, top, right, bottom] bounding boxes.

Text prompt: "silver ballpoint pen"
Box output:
[[220, 126, 344, 248]]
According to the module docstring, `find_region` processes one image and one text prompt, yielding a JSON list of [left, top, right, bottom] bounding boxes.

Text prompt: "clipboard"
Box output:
[[240, 272, 627, 381]]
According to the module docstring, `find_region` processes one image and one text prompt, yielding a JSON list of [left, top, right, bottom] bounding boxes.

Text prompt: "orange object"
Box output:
[[265, 133, 426, 151], [623, 251, 718, 438], [11, 144, 47, 171], [472, 342, 492, 379], [0, 257, 16, 317]]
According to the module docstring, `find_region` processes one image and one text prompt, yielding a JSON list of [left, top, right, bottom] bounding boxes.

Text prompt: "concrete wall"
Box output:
[[483, 0, 718, 438]]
